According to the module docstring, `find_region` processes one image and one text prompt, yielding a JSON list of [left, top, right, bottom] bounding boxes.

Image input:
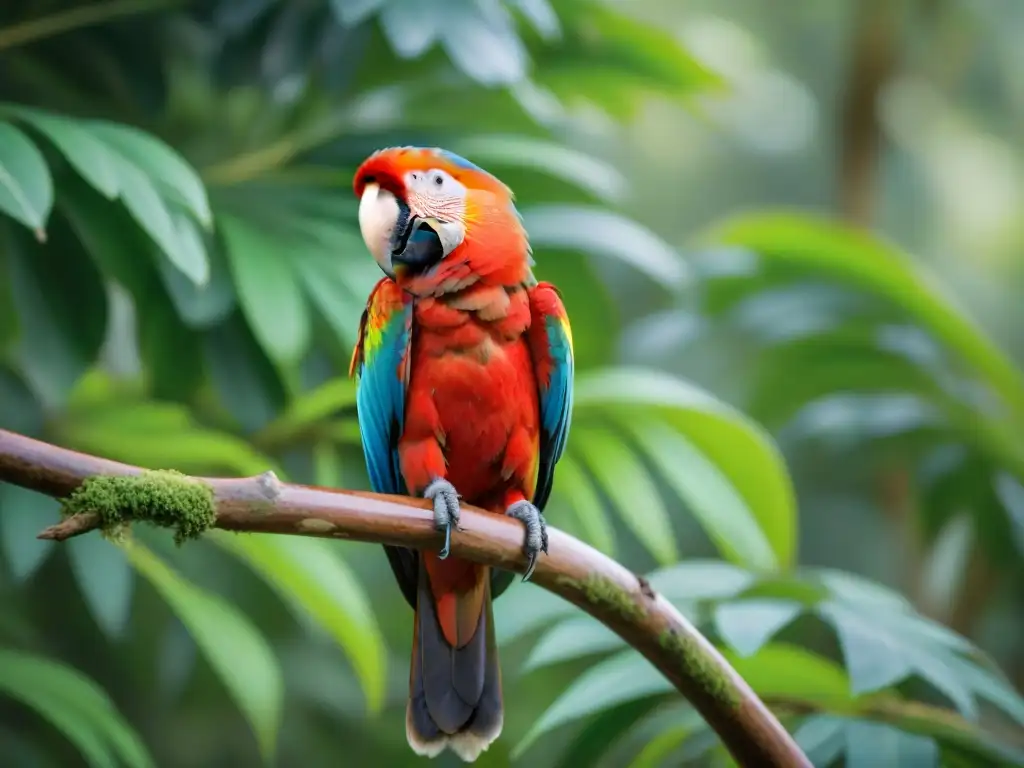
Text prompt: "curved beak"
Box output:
[[358, 183, 447, 278]]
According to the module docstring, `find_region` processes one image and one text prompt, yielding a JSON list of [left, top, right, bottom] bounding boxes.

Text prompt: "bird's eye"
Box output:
[[433, 174, 443, 187]]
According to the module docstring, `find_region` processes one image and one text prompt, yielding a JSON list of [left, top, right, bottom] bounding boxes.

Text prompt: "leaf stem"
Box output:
[[0, 0, 188, 53], [201, 114, 354, 186]]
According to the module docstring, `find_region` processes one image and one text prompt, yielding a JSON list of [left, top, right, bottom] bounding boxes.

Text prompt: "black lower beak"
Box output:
[[392, 218, 444, 273]]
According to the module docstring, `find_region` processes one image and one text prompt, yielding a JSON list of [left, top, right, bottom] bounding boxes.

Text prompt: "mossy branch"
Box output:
[[0, 428, 811, 768]]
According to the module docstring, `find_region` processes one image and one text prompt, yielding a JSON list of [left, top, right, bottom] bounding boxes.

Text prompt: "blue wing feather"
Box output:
[[351, 280, 419, 608], [530, 286, 575, 511], [351, 281, 412, 497]]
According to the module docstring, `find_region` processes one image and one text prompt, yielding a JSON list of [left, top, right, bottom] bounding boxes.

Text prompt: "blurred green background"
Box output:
[[0, 0, 1023, 766]]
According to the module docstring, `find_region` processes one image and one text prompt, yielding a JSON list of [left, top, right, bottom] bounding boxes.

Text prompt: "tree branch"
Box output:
[[0, 428, 811, 768]]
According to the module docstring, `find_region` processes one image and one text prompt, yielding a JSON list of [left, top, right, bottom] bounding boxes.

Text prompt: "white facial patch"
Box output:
[[358, 182, 400, 274], [403, 169, 467, 258]]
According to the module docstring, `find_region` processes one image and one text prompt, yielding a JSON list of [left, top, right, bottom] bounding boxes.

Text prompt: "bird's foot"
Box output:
[[424, 478, 461, 559], [505, 500, 549, 582]]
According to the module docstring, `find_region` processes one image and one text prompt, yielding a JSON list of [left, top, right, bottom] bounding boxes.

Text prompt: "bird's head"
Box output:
[[353, 146, 531, 297]]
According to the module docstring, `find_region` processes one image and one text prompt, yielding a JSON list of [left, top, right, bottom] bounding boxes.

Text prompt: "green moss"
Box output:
[[62, 471, 216, 545], [659, 628, 740, 710], [557, 574, 646, 623]]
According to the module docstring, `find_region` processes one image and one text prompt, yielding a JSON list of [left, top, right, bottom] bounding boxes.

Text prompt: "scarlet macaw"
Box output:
[[349, 147, 574, 761]]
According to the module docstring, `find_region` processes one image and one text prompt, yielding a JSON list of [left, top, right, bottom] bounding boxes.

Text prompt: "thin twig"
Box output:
[[0, 428, 811, 767]]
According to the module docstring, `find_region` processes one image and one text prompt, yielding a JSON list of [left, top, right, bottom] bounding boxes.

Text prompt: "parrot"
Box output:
[[348, 146, 574, 762]]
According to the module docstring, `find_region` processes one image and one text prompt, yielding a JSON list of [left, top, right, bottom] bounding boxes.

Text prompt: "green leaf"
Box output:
[[0, 648, 155, 768], [87, 121, 212, 226], [713, 599, 802, 658], [67, 535, 134, 638], [61, 402, 278, 477], [703, 212, 1024, 428], [630, 720, 703, 768], [6, 214, 108, 409], [814, 585, 987, 718], [535, 249, 617, 371], [548, 454, 616, 556], [748, 328, 955, 430], [845, 720, 938, 768], [9, 108, 119, 198], [256, 378, 357, 447], [793, 715, 847, 767], [494, 582, 576, 645], [106, 154, 191, 282], [0, 247, 16, 353], [513, 650, 671, 758], [156, 232, 235, 328], [451, 135, 627, 202], [203, 310, 289, 433], [293, 243, 365, 347], [945, 654, 1024, 727], [168, 212, 210, 286], [533, 0, 722, 118], [0, 483, 59, 580], [220, 215, 311, 364], [817, 601, 914, 695], [136, 284, 206, 403], [551, 699, 665, 768], [57, 176, 156, 296], [723, 643, 855, 706], [124, 541, 282, 759], [0, 366, 43, 436], [210, 532, 387, 714], [570, 425, 678, 565], [521, 615, 624, 672], [619, 415, 777, 570], [575, 368, 797, 569], [646, 560, 756, 603], [816, 569, 914, 612], [522, 205, 688, 288], [0, 121, 52, 233], [330, 0, 383, 26]]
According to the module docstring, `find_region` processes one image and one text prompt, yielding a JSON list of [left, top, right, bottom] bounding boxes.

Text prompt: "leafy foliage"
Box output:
[[688, 212, 1024, 571], [0, 1, 1021, 767], [504, 561, 1024, 766]]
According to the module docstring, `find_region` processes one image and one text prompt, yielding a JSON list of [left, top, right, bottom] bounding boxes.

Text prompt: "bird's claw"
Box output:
[[424, 478, 461, 559], [505, 500, 548, 582]]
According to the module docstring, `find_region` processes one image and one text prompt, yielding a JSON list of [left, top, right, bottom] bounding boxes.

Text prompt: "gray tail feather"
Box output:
[[406, 563, 503, 763]]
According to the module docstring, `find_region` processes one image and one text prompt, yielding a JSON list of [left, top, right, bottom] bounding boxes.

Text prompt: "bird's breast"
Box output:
[[408, 318, 539, 507]]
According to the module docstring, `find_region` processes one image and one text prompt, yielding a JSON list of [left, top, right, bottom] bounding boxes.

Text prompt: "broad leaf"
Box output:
[[713, 599, 802, 658], [87, 121, 212, 226], [0, 648, 154, 768], [521, 615, 623, 672], [523, 205, 688, 288], [220, 215, 311, 365], [9, 107, 120, 199], [513, 650, 672, 758], [451, 135, 627, 202], [67, 535, 135, 638], [0, 121, 52, 232], [575, 368, 797, 569], [570, 425, 678, 565], [646, 560, 756, 603], [620, 416, 776, 570], [0, 483, 60, 580], [61, 400, 278, 477], [547, 454, 616, 556], [844, 720, 939, 768], [211, 532, 388, 713], [703, 212, 1024, 428], [124, 542, 283, 760]]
